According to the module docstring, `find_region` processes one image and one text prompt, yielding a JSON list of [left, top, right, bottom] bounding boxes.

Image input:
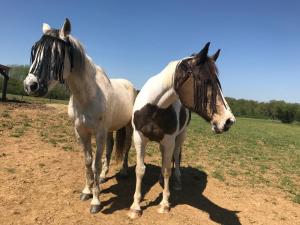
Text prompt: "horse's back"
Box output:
[[110, 78, 136, 102]]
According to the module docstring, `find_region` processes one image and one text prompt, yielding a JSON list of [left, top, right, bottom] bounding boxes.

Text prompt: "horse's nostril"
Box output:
[[225, 119, 232, 126], [224, 118, 234, 131], [29, 82, 38, 92]]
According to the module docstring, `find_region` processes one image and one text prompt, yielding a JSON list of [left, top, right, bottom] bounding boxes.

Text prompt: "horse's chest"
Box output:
[[133, 104, 177, 141], [69, 104, 103, 130]]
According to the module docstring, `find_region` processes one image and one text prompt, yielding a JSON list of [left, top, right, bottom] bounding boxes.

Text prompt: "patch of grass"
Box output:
[[62, 145, 74, 151], [1, 110, 10, 118], [0, 120, 14, 130], [1, 109, 32, 137], [259, 164, 269, 174], [212, 169, 225, 181], [11, 126, 26, 137], [48, 138, 58, 146], [228, 169, 238, 177], [4, 167, 16, 173], [293, 194, 300, 204], [34, 110, 79, 152], [280, 176, 297, 195]]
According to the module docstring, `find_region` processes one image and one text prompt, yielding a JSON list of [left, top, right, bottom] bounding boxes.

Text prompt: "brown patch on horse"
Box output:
[[133, 104, 177, 142]]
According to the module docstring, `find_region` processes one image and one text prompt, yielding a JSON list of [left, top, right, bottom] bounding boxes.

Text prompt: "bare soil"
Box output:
[[0, 102, 299, 225]]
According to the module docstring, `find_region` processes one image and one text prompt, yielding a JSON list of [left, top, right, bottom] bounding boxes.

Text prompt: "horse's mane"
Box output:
[[68, 34, 86, 75]]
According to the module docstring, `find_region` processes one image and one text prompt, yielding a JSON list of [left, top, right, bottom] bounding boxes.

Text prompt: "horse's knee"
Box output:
[[85, 156, 92, 167], [162, 167, 172, 178], [136, 165, 146, 177]]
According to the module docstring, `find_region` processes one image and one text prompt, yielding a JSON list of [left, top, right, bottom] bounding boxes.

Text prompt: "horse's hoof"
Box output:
[[90, 204, 102, 214], [80, 193, 93, 201], [127, 209, 142, 219], [157, 205, 170, 214], [99, 177, 107, 184]]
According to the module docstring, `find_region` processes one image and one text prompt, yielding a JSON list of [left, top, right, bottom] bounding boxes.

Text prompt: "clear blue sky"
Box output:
[[1, 0, 299, 103]]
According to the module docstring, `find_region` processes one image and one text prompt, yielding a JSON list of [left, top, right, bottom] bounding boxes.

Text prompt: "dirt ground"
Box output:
[[0, 102, 299, 225]]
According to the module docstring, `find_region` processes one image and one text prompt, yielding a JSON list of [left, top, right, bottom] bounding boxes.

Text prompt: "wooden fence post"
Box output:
[[2, 76, 8, 101], [0, 65, 10, 102]]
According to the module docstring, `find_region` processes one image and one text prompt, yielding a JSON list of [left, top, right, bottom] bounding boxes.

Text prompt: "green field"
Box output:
[[1, 96, 299, 204], [182, 115, 300, 203]]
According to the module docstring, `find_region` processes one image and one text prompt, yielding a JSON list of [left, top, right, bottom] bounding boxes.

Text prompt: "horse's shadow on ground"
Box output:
[[100, 164, 241, 225]]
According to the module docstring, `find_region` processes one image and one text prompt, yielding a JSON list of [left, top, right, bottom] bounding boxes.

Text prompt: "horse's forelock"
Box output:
[[29, 32, 86, 84]]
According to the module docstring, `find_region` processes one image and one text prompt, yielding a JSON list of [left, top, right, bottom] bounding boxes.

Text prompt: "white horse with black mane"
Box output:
[[23, 19, 137, 213], [128, 42, 236, 218]]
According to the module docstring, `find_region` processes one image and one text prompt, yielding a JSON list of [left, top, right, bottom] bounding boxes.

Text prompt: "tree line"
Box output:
[[226, 98, 300, 123], [1, 65, 300, 124]]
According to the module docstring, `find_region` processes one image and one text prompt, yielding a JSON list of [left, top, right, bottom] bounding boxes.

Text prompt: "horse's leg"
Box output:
[[90, 129, 107, 214], [128, 131, 147, 219], [76, 127, 94, 201], [158, 138, 175, 213], [100, 132, 114, 183], [119, 124, 133, 178], [173, 129, 186, 191], [158, 144, 165, 187]]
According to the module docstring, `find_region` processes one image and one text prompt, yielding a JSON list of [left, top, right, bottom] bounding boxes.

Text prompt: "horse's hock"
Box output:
[[0, 64, 10, 101]]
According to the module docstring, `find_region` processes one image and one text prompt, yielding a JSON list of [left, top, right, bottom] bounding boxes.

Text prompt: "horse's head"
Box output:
[[24, 18, 73, 96], [174, 42, 235, 133]]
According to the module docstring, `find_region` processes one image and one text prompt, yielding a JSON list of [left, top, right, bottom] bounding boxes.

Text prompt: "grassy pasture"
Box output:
[[185, 115, 300, 202], [0, 96, 299, 204]]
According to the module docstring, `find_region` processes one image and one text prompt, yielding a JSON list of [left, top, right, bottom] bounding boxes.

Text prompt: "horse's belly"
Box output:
[[109, 110, 132, 131], [108, 79, 136, 131]]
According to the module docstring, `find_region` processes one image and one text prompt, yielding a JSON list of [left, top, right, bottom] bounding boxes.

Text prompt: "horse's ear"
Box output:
[[61, 18, 71, 37], [195, 42, 210, 64], [211, 49, 221, 61], [42, 23, 51, 34]]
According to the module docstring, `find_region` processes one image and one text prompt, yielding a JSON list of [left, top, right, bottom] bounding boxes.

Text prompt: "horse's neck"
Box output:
[[144, 61, 179, 108], [66, 56, 108, 106]]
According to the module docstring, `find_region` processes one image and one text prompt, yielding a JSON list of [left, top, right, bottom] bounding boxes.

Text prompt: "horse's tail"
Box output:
[[115, 88, 138, 162], [115, 126, 127, 162]]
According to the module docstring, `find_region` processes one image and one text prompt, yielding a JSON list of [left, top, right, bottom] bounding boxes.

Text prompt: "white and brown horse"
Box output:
[[128, 42, 235, 218], [23, 19, 137, 213]]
